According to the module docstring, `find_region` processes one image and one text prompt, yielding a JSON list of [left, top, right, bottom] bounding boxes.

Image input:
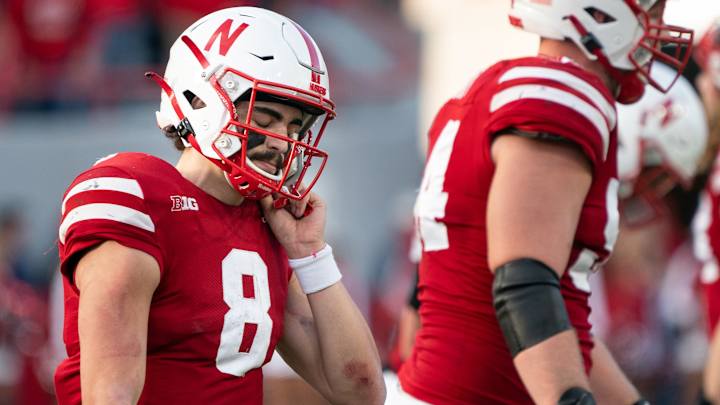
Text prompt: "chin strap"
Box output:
[[565, 15, 645, 104], [145, 41, 238, 177], [146, 71, 187, 122], [146, 71, 204, 150]]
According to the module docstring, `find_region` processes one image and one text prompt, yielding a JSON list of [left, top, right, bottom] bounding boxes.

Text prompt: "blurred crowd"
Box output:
[[3, 0, 720, 404], [0, 207, 52, 405], [0, 0, 254, 112], [0, 0, 411, 115]]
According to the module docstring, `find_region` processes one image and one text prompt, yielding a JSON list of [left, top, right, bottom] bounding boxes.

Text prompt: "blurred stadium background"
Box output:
[[0, 0, 719, 404]]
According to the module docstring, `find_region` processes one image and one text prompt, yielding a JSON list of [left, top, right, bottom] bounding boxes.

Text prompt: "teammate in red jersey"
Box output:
[[692, 18, 720, 405], [395, 1, 693, 404], [53, 7, 384, 405]]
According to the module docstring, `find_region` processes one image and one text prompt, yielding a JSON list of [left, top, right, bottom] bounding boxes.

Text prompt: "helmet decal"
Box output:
[[204, 19, 250, 56]]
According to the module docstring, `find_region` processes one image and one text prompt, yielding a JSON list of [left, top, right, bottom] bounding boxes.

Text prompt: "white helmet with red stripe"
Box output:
[[149, 7, 335, 201], [509, 0, 693, 104], [616, 61, 708, 225]]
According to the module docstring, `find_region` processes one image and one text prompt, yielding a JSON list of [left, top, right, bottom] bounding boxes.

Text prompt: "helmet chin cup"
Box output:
[[616, 70, 646, 104], [225, 164, 274, 200]]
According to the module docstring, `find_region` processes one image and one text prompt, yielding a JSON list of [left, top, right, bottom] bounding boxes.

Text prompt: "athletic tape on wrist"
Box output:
[[288, 244, 342, 294]]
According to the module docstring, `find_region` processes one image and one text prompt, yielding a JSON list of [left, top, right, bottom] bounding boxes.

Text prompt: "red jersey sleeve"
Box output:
[[694, 188, 720, 335], [58, 164, 164, 287], [485, 62, 617, 168]]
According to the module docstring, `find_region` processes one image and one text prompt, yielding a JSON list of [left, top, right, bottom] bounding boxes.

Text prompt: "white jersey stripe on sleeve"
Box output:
[[693, 192, 720, 283], [59, 203, 155, 244], [603, 179, 620, 252], [490, 84, 610, 159], [62, 177, 144, 215], [498, 66, 616, 130], [693, 192, 715, 263]]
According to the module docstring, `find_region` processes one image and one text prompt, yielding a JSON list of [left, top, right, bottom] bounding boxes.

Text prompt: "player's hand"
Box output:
[[260, 191, 326, 259]]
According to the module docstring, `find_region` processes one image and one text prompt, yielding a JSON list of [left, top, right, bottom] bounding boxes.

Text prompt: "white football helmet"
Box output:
[[148, 7, 335, 201], [617, 62, 708, 224], [509, 0, 693, 104]]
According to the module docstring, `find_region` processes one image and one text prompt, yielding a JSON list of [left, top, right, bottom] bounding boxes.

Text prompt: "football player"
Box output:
[[53, 7, 384, 405], [601, 60, 708, 404], [692, 18, 720, 405], [617, 62, 709, 226], [395, 1, 693, 404]]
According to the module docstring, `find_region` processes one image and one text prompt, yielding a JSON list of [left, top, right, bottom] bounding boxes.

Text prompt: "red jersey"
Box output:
[[693, 156, 720, 336], [398, 57, 619, 405], [55, 152, 291, 405]]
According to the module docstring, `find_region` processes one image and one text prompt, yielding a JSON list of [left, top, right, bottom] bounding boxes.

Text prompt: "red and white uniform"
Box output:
[[398, 57, 619, 404], [693, 156, 720, 336], [54, 152, 290, 405]]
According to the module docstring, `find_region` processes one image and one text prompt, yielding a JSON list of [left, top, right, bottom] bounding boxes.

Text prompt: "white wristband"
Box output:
[[288, 244, 342, 294]]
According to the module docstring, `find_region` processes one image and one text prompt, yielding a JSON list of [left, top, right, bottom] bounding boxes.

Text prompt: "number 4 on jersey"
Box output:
[[415, 120, 460, 252]]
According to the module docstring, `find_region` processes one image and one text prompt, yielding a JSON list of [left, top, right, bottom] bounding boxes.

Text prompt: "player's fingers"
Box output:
[[290, 197, 308, 218], [288, 183, 310, 217], [259, 195, 276, 213], [306, 192, 325, 210]]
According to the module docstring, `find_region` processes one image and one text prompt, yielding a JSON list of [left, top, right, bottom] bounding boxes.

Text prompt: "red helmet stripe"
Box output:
[[291, 21, 321, 82], [181, 35, 210, 69]]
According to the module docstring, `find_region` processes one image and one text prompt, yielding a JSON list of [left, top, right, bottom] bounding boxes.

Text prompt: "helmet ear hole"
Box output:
[[183, 90, 207, 110], [584, 7, 616, 24]]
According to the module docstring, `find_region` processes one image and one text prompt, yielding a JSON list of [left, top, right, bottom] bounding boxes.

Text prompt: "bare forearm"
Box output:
[[79, 298, 148, 404], [397, 306, 421, 362], [514, 330, 590, 405], [590, 339, 641, 405], [80, 354, 146, 404], [306, 282, 385, 404], [704, 327, 720, 403], [76, 242, 158, 405]]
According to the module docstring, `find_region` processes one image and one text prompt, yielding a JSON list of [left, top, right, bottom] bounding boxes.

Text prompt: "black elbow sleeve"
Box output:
[[492, 258, 572, 357], [558, 387, 596, 404], [407, 267, 421, 310]]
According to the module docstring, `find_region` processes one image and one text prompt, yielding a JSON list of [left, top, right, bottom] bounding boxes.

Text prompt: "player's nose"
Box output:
[[264, 132, 289, 153]]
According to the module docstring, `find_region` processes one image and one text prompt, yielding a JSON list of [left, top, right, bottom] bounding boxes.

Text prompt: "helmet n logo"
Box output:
[[641, 98, 678, 129], [205, 19, 249, 56]]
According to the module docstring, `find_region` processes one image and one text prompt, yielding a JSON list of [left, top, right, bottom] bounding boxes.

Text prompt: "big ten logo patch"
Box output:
[[170, 195, 199, 212]]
